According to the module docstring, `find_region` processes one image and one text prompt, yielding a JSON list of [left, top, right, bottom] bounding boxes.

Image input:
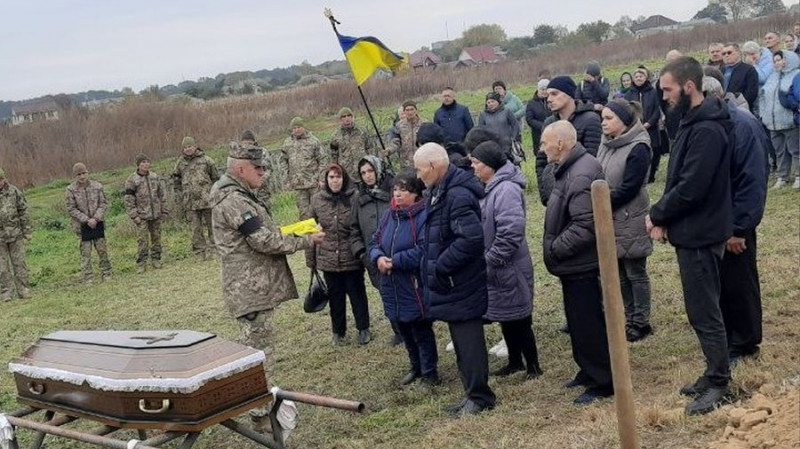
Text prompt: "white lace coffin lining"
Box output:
[[8, 351, 266, 394]]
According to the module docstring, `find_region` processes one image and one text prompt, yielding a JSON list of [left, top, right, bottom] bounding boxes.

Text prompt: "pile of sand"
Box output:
[[706, 384, 799, 448]]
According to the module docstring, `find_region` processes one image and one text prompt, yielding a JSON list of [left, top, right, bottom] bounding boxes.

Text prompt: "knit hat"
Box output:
[[289, 117, 305, 128], [605, 101, 636, 127], [486, 91, 502, 103], [135, 153, 149, 165], [338, 107, 353, 117], [586, 62, 602, 77], [492, 80, 507, 91], [416, 122, 446, 147], [181, 136, 195, 147], [72, 162, 88, 176], [240, 130, 256, 142], [537, 79, 550, 91], [547, 76, 577, 99], [0, 168, 5, 179], [470, 141, 507, 171]]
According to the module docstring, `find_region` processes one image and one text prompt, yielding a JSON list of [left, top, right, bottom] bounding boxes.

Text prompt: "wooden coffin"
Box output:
[[8, 330, 271, 431]]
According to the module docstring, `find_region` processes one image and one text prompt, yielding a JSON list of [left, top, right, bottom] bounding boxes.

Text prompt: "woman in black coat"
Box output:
[[624, 67, 663, 182]]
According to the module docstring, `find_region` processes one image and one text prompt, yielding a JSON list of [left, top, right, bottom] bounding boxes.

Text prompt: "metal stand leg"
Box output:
[[220, 420, 282, 449], [269, 398, 285, 449], [31, 410, 55, 449], [177, 432, 201, 449], [137, 429, 148, 440]]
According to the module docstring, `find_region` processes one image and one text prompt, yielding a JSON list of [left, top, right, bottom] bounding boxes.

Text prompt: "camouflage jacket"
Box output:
[[387, 118, 421, 166], [0, 182, 32, 243], [306, 188, 362, 272], [279, 132, 326, 190], [65, 180, 107, 234], [171, 150, 220, 210], [210, 173, 312, 318], [123, 170, 168, 221], [329, 125, 375, 181]]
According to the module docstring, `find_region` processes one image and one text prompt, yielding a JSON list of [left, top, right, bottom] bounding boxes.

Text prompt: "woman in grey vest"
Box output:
[[597, 99, 654, 342]]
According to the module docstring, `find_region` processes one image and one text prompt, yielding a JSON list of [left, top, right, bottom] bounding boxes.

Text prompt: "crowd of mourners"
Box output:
[[1, 27, 798, 425]]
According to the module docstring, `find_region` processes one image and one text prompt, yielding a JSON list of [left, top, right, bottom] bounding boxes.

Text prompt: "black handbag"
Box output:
[[303, 269, 330, 313]]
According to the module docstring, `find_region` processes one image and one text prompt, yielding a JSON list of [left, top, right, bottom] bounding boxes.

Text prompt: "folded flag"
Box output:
[[280, 218, 320, 236], [336, 32, 405, 85]]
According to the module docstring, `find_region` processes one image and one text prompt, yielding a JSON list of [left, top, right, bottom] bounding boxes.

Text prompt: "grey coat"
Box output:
[[478, 105, 520, 147], [597, 122, 653, 260], [480, 162, 534, 322]]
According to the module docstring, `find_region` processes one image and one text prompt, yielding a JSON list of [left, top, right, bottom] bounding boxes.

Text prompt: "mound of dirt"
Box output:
[[706, 384, 799, 448]]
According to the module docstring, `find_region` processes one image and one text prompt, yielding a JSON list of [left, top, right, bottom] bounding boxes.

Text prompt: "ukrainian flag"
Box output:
[[337, 32, 405, 85]]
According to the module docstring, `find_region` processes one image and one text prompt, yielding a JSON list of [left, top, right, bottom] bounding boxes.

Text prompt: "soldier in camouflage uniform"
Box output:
[[329, 107, 375, 182], [171, 136, 220, 258], [385, 101, 423, 167], [240, 130, 273, 210], [124, 154, 168, 273], [65, 162, 112, 283], [210, 143, 324, 431], [279, 117, 326, 219], [0, 168, 32, 301]]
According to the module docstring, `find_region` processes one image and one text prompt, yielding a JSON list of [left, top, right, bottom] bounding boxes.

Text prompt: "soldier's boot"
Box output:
[[137, 264, 146, 274], [152, 259, 163, 269], [0, 291, 12, 302], [102, 272, 112, 282], [19, 288, 31, 300]]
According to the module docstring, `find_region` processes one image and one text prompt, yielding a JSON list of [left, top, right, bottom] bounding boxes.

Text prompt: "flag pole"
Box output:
[[324, 8, 387, 153]]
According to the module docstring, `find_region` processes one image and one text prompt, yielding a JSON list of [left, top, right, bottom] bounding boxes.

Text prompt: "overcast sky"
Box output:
[[0, 0, 791, 101]]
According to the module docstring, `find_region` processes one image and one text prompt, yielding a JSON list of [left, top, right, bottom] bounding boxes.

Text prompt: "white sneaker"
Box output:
[[488, 339, 506, 355], [445, 341, 454, 352], [793, 178, 800, 189], [773, 178, 786, 189]]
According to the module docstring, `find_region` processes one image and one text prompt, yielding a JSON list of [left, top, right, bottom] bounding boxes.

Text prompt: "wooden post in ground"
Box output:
[[591, 180, 638, 449]]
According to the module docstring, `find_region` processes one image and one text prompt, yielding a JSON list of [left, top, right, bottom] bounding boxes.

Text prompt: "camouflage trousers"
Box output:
[[295, 188, 314, 220], [79, 237, 112, 281], [0, 238, 29, 298], [187, 208, 213, 255], [237, 309, 275, 419], [136, 219, 162, 266]]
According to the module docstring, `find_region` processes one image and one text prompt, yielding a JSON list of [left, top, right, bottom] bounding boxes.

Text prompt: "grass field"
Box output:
[[1, 63, 799, 448]]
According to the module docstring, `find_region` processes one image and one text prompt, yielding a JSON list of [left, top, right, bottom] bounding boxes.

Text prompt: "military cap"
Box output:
[[230, 143, 267, 167], [135, 153, 150, 165], [289, 117, 305, 128], [240, 130, 256, 142], [338, 107, 353, 117], [72, 162, 88, 176], [181, 136, 196, 147]]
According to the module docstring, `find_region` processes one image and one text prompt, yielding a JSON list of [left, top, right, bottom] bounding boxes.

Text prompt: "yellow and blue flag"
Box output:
[[336, 32, 405, 85]]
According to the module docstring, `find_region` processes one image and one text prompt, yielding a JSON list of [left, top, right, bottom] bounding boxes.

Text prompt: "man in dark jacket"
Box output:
[[540, 121, 613, 405], [648, 57, 733, 416], [433, 87, 474, 145], [702, 76, 768, 365], [721, 43, 759, 111], [525, 79, 550, 155], [536, 75, 602, 206], [575, 62, 610, 111], [414, 143, 495, 416]]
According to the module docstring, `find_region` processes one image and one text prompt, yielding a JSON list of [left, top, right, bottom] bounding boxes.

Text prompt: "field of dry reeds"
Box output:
[[0, 13, 795, 187]]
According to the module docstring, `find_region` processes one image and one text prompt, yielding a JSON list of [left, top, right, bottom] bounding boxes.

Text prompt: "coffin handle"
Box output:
[[138, 399, 170, 414], [27, 382, 46, 395]]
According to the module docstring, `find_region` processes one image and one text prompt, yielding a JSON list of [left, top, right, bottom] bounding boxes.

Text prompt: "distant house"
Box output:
[[630, 15, 680, 37], [409, 50, 441, 69], [11, 98, 60, 126], [458, 45, 502, 65], [678, 18, 718, 30]]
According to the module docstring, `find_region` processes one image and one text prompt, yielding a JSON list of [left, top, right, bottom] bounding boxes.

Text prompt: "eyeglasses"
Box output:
[[722, 51, 734, 56]]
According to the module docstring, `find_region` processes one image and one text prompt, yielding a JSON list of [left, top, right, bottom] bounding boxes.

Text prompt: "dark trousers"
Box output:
[[448, 319, 496, 408], [619, 257, 652, 329], [561, 273, 612, 389], [719, 229, 762, 357], [324, 270, 370, 336], [396, 320, 438, 376], [498, 315, 541, 373], [676, 244, 730, 386]]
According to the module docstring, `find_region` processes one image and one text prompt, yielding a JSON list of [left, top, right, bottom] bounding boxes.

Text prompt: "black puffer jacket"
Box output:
[[536, 100, 602, 205], [525, 91, 550, 151], [542, 144, 604, 277]]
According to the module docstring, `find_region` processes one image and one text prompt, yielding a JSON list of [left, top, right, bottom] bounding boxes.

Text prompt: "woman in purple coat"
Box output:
[[469, 141, 542, 379], [369, 169, 439, 386]]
